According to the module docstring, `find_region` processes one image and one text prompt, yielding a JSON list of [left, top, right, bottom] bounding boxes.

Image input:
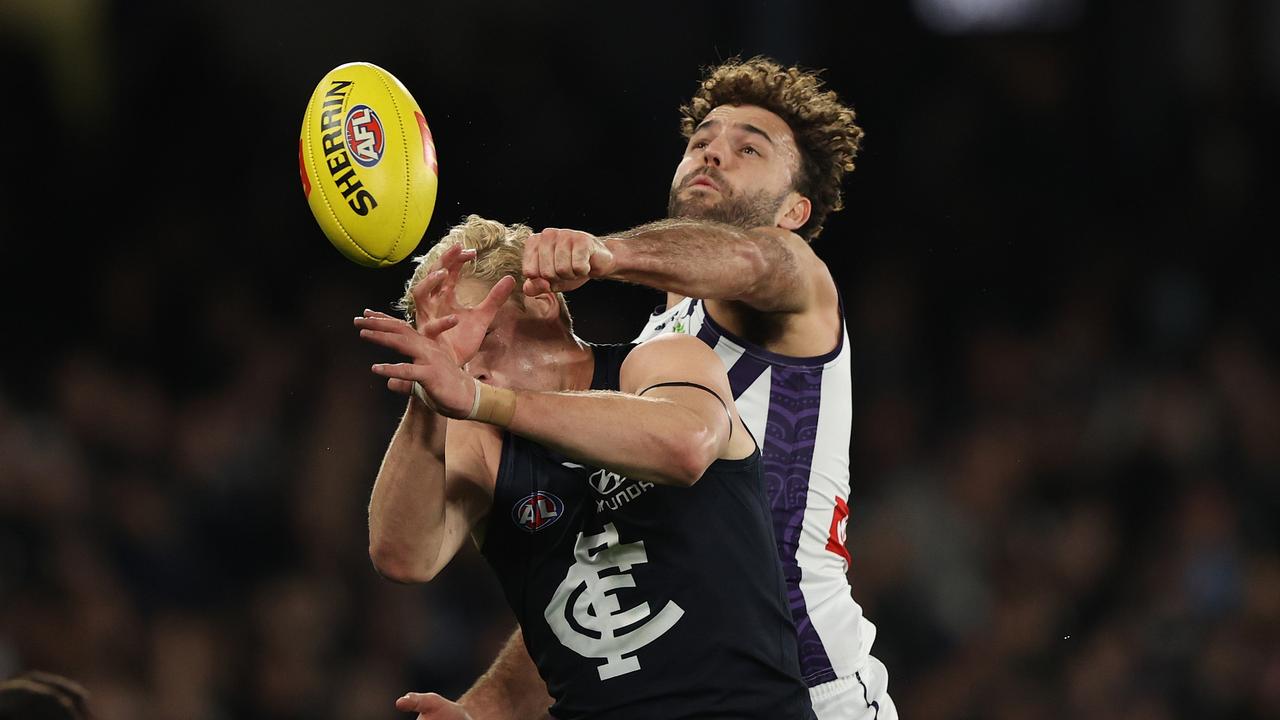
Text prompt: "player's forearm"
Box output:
[[458, 630, 553, 720], [606, 219, 803, 311], [506, 389, 719, 486], [368, 399, 448, 582]]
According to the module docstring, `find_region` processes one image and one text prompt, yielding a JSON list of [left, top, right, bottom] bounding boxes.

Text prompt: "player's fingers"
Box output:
[[522, 234, 542, 280], [523, 277, 552, 296], [395, 692, 459, 715], [438, 249, 475, 299], [355, 315, 414, 334], [359, 328, 422, 357], [478, 276, 516, 313], [571, 237, 593, 275], [538, 240, 558, 281], [438, 269, 457, 302], [437, 243, 462, 268], [440, 245, 475, 271], [411, 269, 447, 303], [553, 236, 576, 279], [363, 309, 399, 320], [371, 362, 432, 382], [419, 314, 459, 338], [436, 255, 465, 300]]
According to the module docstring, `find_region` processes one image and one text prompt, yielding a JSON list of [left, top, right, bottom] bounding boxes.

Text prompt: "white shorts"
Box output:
[[809, 655, 897, 720]]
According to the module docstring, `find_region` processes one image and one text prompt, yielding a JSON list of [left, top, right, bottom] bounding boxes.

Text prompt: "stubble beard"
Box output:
[[667, 174, 789, 229]]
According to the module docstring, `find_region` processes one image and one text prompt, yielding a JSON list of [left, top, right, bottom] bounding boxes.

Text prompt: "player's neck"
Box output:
[[552, 335, 595, 393], [506, 332, 594, 394]]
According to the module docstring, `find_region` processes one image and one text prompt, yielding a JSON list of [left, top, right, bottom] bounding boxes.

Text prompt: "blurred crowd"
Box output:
[[846, 264, 1280, 718], [3, 1, 1279, 719]]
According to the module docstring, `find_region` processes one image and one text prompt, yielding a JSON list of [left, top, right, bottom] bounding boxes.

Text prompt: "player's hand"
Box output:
[[413, 244, 516, 363], [356, 311, 431, 401], [522, 228, 616, 296], [354, 308, 475, 417], [395, 692, 474, 719]]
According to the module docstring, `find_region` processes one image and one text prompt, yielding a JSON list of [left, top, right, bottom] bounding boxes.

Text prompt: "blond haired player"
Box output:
[[358, 216, 815, 719], [397, 57, 896, 720]]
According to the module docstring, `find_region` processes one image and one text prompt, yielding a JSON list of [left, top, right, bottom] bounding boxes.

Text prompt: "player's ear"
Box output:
[[776, 192, 811, 231]]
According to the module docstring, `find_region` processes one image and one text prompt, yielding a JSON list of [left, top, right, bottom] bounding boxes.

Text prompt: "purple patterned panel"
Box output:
[[764, 364, 834, 686]]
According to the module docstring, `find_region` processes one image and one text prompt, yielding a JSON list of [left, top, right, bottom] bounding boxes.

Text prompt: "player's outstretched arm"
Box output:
[[366, 402, 491, 584], [358, 249, 506, 584], [367, 397, 447, 583], [370, 333, 742, 487], [502, 334, 755, 486], [610, 219, 824, 313], [520, 222, 832, 314]]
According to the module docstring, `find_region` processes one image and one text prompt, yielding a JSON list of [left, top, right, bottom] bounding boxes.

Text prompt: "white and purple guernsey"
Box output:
[[635, 297, 876, 688]]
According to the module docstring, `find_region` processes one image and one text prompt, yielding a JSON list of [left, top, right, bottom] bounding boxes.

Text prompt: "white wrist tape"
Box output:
[[465, 378, 483, 420]]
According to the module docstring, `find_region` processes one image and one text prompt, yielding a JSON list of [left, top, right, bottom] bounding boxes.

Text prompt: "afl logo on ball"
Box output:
[[513, 491, 564, 533], [344, 104, 385, 168]]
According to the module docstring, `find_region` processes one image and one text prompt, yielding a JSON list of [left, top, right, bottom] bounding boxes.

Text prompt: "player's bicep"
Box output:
[[743, 227, 836, 314], [620, 335, 737, 446]]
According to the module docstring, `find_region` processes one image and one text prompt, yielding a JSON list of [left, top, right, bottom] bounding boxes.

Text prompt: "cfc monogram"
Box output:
[[545, 524, 683, 680]]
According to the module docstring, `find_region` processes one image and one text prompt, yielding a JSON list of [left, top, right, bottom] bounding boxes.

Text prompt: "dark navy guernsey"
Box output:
[[479, 344, 813, 720]]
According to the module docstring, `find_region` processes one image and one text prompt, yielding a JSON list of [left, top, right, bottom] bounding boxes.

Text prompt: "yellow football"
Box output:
[[298, 62, 438, 267]]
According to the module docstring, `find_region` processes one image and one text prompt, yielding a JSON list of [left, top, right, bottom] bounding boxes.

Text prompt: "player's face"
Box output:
[[669, 104, 802, 228], [454, 277, 564, 391]]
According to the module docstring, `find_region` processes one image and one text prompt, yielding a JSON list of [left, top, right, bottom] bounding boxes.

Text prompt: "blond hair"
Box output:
[[397, 214, 570, 328]]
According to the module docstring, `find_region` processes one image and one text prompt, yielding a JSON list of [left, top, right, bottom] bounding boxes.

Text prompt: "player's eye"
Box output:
[[741, 145, 759, 156], [691, 139, 708, 150]]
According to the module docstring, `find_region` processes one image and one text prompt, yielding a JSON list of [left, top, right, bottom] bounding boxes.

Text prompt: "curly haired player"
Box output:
[[398, 57, 895, 720]]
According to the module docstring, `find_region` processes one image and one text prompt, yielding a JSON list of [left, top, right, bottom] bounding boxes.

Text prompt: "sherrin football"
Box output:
[[298, 62, 438, 267]]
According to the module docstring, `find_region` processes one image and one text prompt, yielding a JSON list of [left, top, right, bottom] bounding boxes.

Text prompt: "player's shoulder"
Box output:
[[744, 227, 839, 319], [757, 227, 840, 326], [633, 332, 713, 358], [622, 334, 722, 381]]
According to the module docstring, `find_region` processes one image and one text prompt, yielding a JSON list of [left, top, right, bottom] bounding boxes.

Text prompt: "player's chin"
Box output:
[[668, 195, 722, 220]]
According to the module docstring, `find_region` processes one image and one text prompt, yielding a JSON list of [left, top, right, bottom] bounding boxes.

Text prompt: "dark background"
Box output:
[[2, 1, 1278, 718]]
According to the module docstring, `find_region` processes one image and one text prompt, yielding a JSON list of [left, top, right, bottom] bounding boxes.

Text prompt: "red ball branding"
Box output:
[[415, 111, 437, 175]]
